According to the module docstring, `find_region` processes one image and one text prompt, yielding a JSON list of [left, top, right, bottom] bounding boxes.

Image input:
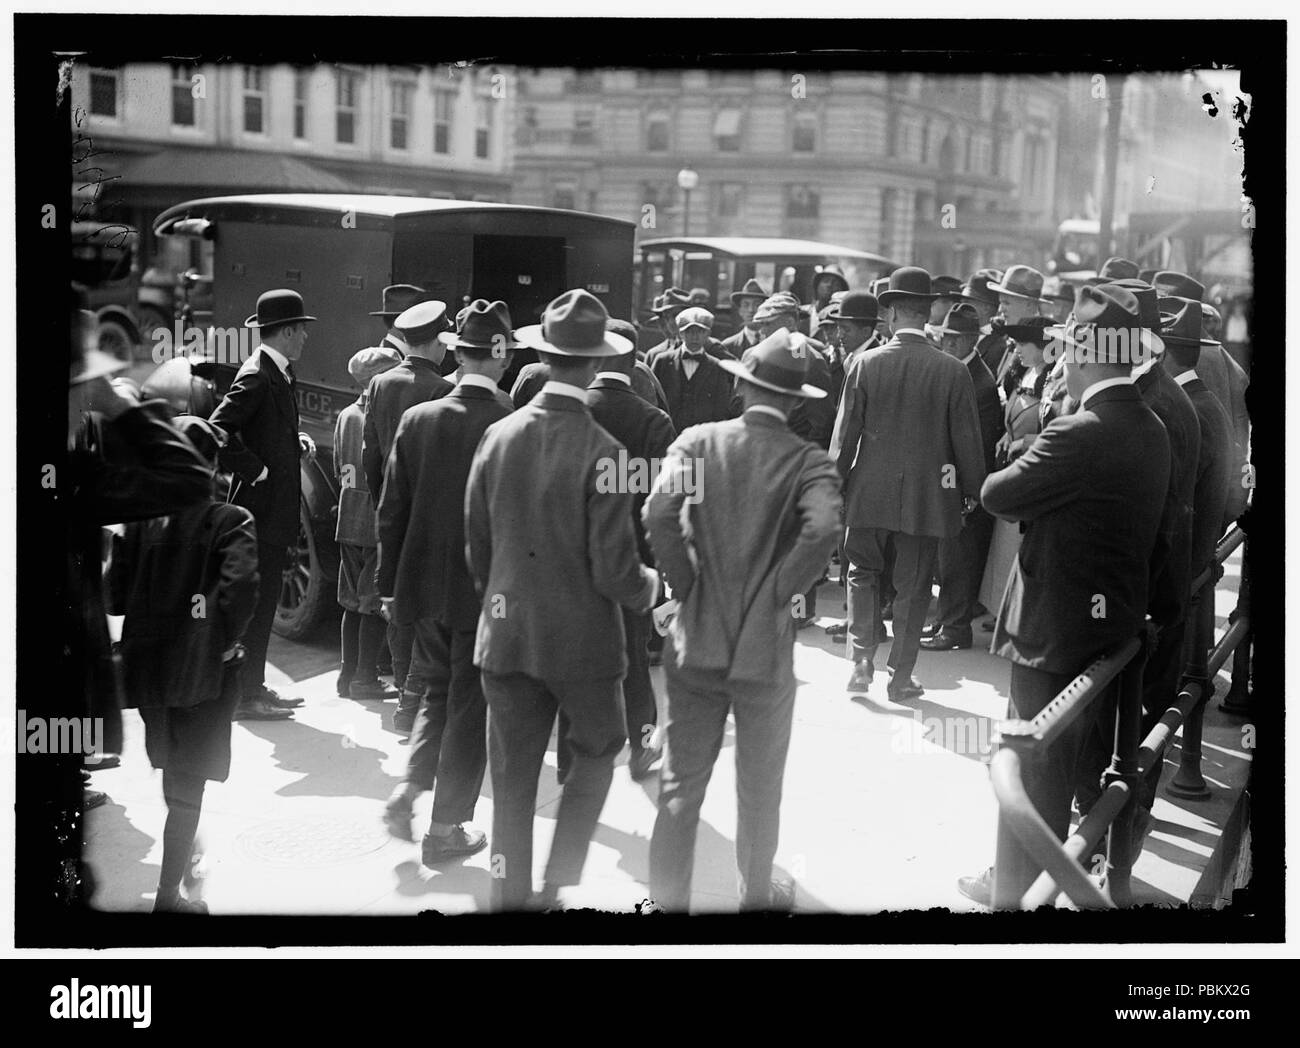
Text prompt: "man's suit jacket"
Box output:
[[830, 330, 986, 539], [376, 383, 512, 631], [466, 392, 658, 681], [210, 347, 302, 546], [1194, 342, 1250, 524], [362, 356, 454, 498], [977, 326, 1012, 377], [730, 337, 836, 449], [511, 359, 670, 415], [720, 327, 760, 359], [965, 351, 1004, 474], [1134, 361, 1200, 629], [651, 346, 740, 432], [985, 383, 1170, 674], [1182, 376, 1233, 579], [643, 410, 842, 683], [587, 376, 678, 567]]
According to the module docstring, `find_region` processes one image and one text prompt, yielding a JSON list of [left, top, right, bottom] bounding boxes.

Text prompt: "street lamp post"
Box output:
[[677, 167, 699, 237]]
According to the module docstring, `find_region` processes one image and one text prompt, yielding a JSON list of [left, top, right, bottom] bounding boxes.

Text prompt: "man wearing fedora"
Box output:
[[830, 267, 986, 701], [210, 288, 319, 720], [746, 293, 835, 450], [957, 284, 1170, 906], [376, 300, 518, 866], [922, 302, 1002, 653], [511, 318, 671, 414], [721, 278, 768, 357], [643, 287, 693, 365], [467, 289, 660, 910], [362, 300, 455, 728], [651, 307, 740, 433], [986, 264, 1049, 385], [962, 268, 1005, 363], [369, 283, 433, 359], [586, 341, 678, 782], [645, 328, 841, 912]]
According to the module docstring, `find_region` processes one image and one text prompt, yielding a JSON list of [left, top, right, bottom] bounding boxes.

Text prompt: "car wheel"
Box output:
[[135, 306, 171, 361], [97, 318, 136, 367], [273, 500, 330, 642]]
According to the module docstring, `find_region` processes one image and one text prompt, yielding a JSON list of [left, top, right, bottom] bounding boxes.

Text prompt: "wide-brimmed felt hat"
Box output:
[[1003, 315, 1057, 346], [1160, 299, 1220, 347], [1154, 271, 1206, 303], [720, 328, 827, 399], [244, 288, 317, 329], [1041, 277, 1078, 305], [1138, 268, 1158, 286], [729, 278, 769, 307], [753, 292, 802, 324], [962, 268, 1004, 306], [877, 266, 938, 307], [516, 289, 633, 358], [1047, 284, 1144, 361], [1199, 302, 1223, 339], [394, 300, 450, 345], [651, 287, 693, 315], [988, 264, 1049, 302], [824, 289, 879, 324], [1103, 278, 1165, 355], [348, 346, 403, 385], [1098, 256, 1140, 281], [813, 266, 850, 294], [438, 299, 521, 352], [369, 284, 432, 318], [934, 302, 982, 337], [931, 275, 964, 299]]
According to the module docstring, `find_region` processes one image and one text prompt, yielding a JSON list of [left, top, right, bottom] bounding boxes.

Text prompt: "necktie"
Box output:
[[285, 363, 296, 388]]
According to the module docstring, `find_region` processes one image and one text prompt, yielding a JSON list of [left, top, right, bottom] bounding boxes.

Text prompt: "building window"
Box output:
[[552, 180, 578, 210], [571, 69, 600, 93], [433, 89, 454, 154], [642, 181, 677, 214], [475, 98, 492, 158], [89, 68, 119, 118], [787, 184, 820, 219], [171, 64, 197, 128], [715, 182, 743, 219], [713, 108, 742, 152], [293, 72, 309, 139], [336, 69, 360, 144], [646, 109, 670, 152], [709, 70, 753, 89], [879, 188, 898, 257], [390, 80, 414, 150], [573, 108, 595, 146], [242, 68, 266, 134], [637, 70, 682, 89], [886, 109, 900, 157], [793, 111, 817, 153]]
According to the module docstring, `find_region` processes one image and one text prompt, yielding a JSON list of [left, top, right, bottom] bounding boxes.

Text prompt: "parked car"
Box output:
[[152, 193, 636, 639]]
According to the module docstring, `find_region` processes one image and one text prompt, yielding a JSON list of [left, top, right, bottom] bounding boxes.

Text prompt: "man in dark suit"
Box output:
[[367, 283, 434, 359], [923, 303, 1003, 651], [644, 328, 842, 911], [587, 347, 677, 781], [830, 267, 986, 701], [962, 269, 1006, 375], [362, 300, 455, 727], [956, 285, 1171, 906], [376, 301, 517, 866], [823, 290, 883, 405], [745, 294, 836, 449], [466, 290, 660, 910], [719, 279, 767, 358], [210, 289, 318, 720], [651, 309, 740, 432], [512, 319, 670, 414], [642, 287, 692, 363]]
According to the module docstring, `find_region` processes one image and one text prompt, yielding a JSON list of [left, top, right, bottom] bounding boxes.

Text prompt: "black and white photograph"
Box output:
[[6, 4, 1288, 982]]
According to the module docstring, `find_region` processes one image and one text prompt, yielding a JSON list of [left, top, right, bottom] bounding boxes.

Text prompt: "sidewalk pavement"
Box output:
[[84, 555, 1251, 916]]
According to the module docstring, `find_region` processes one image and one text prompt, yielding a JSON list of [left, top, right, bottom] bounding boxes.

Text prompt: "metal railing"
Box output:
[[990, 525, 1249, 909]]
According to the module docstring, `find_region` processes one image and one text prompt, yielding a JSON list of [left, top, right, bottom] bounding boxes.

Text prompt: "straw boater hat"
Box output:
[[719, 328, 827, 399], [244, 288, 317, 328], [438, 299, 521, 352], [516, 289, 633, 357]]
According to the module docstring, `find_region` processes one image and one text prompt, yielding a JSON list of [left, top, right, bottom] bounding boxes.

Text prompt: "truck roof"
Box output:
[[639, 236, 892, 265], [155, 193, 635, 234]]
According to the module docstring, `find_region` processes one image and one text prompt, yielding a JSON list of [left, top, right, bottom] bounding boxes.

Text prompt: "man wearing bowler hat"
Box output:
[[830, 267, 986, 701], [466, 290, 661, 910], [721, 278, 768, 357], [363, 299, 455, 729], [377, 300, 518, 865], [922, 302, 1002, 653], [823, 290, 883, 402], [210, 289, 318, 720], [369, 284, 433, 358], [645, 328, 842, 911]]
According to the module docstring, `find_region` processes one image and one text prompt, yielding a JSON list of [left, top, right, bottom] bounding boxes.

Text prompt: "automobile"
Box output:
[[635, 236, 897, 343], [152, 193, 635, 640], [71, 221, 147, 364]]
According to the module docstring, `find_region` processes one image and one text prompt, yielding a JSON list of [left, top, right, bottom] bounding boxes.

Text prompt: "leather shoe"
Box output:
[[392, 704, 417, 735], [957, 867, 993, 907], [768, 878, 796, 912], [921, 621, 941, 638], [153, 894, 209, 915], [336, 673, 353, 697], [920, 628, 972, 651], [887, 675, 924, 700], [846, 658, 874, 693], [422, 825, 487, 865], [628, 746, 662, 781], [256, 685, 303, 709], [234, 695, 292, 720], [350, 678, 400, 701]]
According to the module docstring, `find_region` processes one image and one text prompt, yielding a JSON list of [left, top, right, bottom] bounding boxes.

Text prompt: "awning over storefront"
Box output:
[[117, 148, 353, 193]]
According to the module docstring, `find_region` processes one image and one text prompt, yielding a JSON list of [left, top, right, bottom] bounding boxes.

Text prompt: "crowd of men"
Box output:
[[71, 246, 1250, 914]]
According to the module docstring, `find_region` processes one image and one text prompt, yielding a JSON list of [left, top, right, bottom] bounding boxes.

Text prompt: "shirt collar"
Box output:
[[1173, 369, 1197, 387], [594, 371, 632, 386], [894, 327, 928, 339], [457, 372, 499, 392], [980, 323, 993, 336], [959, 347, 978, 366], [260, 344, 290, 375], [1131, 355, 1159, 379], [745, 404, 788, 423], [541, 380, 589, 402], [1080, 375, 1134, 408]]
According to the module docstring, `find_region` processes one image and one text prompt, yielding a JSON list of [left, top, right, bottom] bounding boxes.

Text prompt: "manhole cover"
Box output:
[[235, 815, 391, 868]]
